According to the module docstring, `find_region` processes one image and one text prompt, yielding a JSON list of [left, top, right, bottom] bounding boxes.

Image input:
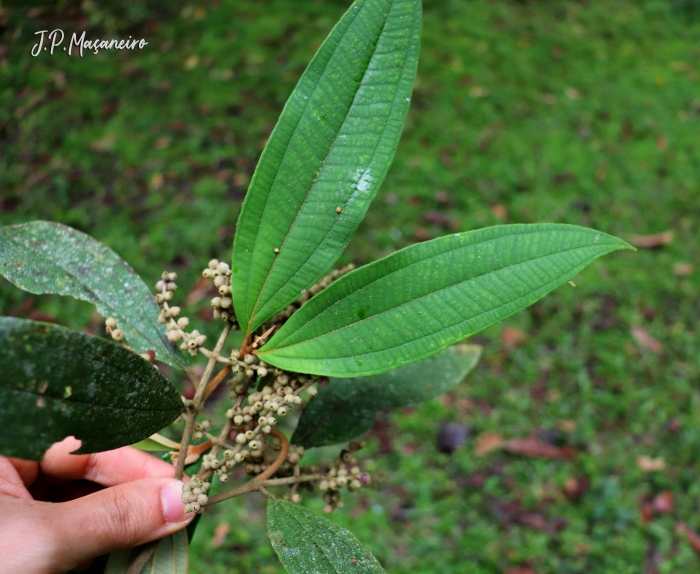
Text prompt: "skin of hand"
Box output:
[[0, 437, 194, 574]]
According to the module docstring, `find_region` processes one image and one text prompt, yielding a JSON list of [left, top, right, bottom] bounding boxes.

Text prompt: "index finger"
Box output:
[[39, 437, 177, 487]]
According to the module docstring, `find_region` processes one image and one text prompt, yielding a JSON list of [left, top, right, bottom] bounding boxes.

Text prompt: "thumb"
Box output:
[[50, 478, 194, 570]]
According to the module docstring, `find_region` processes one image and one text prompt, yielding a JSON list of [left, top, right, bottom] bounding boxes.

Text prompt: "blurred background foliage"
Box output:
[[1, 0, 699, 572]]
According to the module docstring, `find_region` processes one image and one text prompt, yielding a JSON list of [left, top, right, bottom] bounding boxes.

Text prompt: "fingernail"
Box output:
[[161, 480, 192, 524]]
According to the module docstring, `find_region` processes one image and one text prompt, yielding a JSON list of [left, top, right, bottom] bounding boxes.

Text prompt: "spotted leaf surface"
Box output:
[[260, 224, 632, 377], [293, 344, 480, 448], [268, 498, 385, 573], [0, 221, 187, 369], [0, 317, 183, 460], [232, 0, 422, 333]]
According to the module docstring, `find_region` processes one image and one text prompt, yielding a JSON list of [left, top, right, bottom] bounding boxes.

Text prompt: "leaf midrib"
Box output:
[[262, 239, 612, 355], [246, 0, 397, 333], [255, 0, 419, 325]]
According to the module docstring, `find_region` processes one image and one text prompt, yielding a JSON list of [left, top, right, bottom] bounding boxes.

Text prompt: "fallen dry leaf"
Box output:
[[652, 491, 674, 514], [673, 262, 693, 276], [637, 456, 666, 472], [677, 522, 700, 555], [631, 326, 663, 353], [474, 432, 504, 456], [211, 522, 230, 548], [503, 438, 574, 459], [501, 327, 528, 348], [628, 231, 674, 248]]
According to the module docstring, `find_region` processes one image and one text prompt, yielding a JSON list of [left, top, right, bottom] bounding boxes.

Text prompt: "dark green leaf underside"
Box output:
[[105, 530, 189, 574], [0, 221, 186, 369], [260, 224, 632, 377], [0, 317, 183, 460], [232, 0, 422, 333], [268, 498, 385, 573], [293, 344, 480, 448]]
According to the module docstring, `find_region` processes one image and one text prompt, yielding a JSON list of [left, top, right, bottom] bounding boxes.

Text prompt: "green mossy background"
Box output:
[[1, 0, 699, 572]]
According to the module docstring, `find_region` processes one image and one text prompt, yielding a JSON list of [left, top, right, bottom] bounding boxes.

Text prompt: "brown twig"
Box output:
[[206, 429, 289, 505], [202, 364, 232, 402]]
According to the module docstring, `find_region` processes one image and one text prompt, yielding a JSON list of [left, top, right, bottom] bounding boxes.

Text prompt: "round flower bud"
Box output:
[[284, 394, 294, 405], [111, 329, 125, 342], [156, 280, 165, 291], [277, 406, 289, 416], [249, 440, 261, 450], [169, 306, 181, 317], [319, 480, 329, 491], [307, 386, 318, 397], [211, 296, 222, 308], [203, 481, 210, 491], [220, 297, 232, 309], [163, 291, 173, 301], [220, 473, 228, 483], [236, 433, 247, 444], [224, 449, 234, 459], [233, 415, 244, 425], [258, 367, 268, 378], [262, 425, 272, 434], [177, 317, 189, 329], [349, 479, 362, 491], [245, 430, 255, 440], [246, 369, 255, 378], [195, 335, 207, 346], [336, 476, 347, 487], [323, 505, 334, 514], [214, 275, 226, 288], [291, 493, 302, 503], [167, 330, 182, 343], [105, 317, 117, 329], [167, 282, 177, 291], [197, 494, 208, 505], [233, 452, 245, 463], [244, 354, 256, 365], [202, 268, 214, 278], [288, 453, 300, 464], [217, 262, 230, 274], [191, 502, 201, 513], [208, 259, 219, 270]]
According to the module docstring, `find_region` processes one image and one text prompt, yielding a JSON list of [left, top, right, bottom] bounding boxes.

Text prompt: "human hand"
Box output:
[[0, 437, 194, 573]]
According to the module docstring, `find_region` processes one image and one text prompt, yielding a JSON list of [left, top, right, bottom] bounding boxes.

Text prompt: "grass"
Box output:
[[1, 0, 700, 572]]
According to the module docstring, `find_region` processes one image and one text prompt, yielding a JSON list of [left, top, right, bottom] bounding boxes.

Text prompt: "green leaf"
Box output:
[[105, 530, 189, 574], [0, 221, 187, 369], [260, 224, 633, 377], [292, 344, 480, 448], [232, 0, 422, 333], [0, 317, 183, 460], [268, 498, 385, 573], [132, 434, 179, 452]]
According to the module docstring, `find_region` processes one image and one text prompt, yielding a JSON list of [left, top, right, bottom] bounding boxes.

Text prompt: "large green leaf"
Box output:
[[268, 498, 385, 573], [105, 531, 189, 574], [232, 0, 422, 333], [293, 344, 480, 448], [0, 317, 183, 460], [0, 221, 187, 369], [260, 224, 633, 377]]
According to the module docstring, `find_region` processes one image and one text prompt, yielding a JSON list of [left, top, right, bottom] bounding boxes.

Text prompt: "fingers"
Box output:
[[0, 457, 32, 500], [47, 478, 194, 571], [40, 437, 176, 487], [6, 458, 39, 488]]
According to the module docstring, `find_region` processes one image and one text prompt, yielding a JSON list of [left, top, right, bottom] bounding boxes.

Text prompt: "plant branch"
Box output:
[[174, 322, 231, 479], [202, 363, 232, 402], [206, 428, 289, 505]]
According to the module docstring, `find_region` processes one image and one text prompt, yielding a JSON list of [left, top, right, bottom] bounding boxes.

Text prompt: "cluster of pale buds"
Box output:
[[182, 475, 210, 513], [202, 259, 236, 322]]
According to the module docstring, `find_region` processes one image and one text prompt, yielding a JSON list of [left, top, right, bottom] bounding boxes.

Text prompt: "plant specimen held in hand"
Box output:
[[0, 0, 632, 571]]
